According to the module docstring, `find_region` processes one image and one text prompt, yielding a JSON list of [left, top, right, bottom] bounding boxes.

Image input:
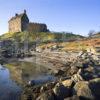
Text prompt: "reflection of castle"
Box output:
[[8, 10, 48, 33]]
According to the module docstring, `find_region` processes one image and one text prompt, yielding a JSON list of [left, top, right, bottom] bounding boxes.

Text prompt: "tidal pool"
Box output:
[[0, 61, 55, 100], [0, 65, 22, 100]]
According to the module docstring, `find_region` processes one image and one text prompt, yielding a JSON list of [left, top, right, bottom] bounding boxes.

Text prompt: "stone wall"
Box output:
[[8, 11, 48, 33], [27, 23, 48, 33], [9, 18, 21, 33]]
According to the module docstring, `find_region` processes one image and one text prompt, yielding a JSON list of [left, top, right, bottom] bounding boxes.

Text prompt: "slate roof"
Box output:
[[9, 13, 25, 22]]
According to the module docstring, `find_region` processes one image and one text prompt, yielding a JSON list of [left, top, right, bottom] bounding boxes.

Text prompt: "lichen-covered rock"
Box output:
[[73, 81, 94, 100], [67, 66, 79, 76], [71, 73, 83, 83], [62, 79, 74, 88]]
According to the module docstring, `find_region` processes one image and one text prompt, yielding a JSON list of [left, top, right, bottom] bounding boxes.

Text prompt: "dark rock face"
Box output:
[[54, 69, 65, 76], [67, 66, 79, 76], [81, 66, 95, 80], [71, 69, 84, 83], [89, 78, 100, 100], [53, 83, 71, 100], [64, 95, 80, 100], [37, 90, 55, 100]]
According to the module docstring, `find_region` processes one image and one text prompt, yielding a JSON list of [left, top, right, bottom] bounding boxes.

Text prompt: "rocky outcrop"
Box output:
[[73, 81, 94, 100], [62, 79, 74, 88], [21, 51, 100, 100], [37, 90, 55, 100], [22, 78, 100, 100], [89, 78, 100, 99], [53, 83, 71, 99]]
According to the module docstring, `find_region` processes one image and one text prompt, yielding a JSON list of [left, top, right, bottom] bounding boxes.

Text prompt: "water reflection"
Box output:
[[9, 61, 55, 84], [0, 65, 22, 100], [0, 62, 55, 100]]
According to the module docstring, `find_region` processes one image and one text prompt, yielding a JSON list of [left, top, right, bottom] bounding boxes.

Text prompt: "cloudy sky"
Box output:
[[0, 0, 100, 36]]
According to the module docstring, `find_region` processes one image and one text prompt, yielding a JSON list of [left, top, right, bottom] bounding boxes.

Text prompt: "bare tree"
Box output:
[[88, 30, 95, 38]]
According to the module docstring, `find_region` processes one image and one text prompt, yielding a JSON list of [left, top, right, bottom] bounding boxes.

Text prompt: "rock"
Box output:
[[54, 69, 64, 76], [82, 66, 97, 80], [75, 61, 83, 68], [82, 72, 93, 81], [37, 90, 55, 100], [84, 66, 94, 73], [73, 81, 94, 100], [71, 69, 84, 83], [82, 62, 89, 68], [69, 66, 79, 75], [59, 77, 70, 82], [33, 86, 41, 94], [82, 71, 93, 81], [89, 78, 100, 99], [53, 83, 71, 99], [62, 79, 74, 88], [64, 95, 80, 100], [22, 94, 33, 100], [45, 82, 56, 90], [28, 80, 35, 86], [40, 86, 47, 93]]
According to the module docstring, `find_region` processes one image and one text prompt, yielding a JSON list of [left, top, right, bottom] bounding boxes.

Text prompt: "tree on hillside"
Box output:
[[88, 30, 95, 38]]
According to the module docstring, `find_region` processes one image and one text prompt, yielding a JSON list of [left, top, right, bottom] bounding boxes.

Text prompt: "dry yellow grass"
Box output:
[[39, 38, 100, 52]]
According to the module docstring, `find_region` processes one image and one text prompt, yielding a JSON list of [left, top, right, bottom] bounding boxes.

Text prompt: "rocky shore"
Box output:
[[21, 50, 100, 100]]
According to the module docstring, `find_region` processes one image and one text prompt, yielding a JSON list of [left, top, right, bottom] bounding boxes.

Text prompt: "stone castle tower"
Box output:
[[8, 10, 29, 33], [8, 10, 48, 33]]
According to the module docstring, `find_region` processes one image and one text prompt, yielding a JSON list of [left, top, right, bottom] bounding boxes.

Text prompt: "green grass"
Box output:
[[0, 31, 84, 43]]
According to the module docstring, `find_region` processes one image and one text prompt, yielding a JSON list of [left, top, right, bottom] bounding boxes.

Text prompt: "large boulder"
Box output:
[[73, 81, 94, 100], [89, 78, 100, 99], [68, 66, 79, 76], [53, 83, 71, 100], [54, 69, 64, 76], [71, 69, 84, 83], [74, 61, 83, 68], [37, 90, 55, 100], [64, 95, 80, 100], [62, 79, 74, 88], [82, 66, 95, 80]]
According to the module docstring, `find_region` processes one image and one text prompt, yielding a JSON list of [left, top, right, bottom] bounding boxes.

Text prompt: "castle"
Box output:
[[8, 10, 48, 33]]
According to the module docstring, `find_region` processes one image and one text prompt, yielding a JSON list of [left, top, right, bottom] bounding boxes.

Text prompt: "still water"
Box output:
[[0, 62, 55, 100], [0, 65, 22, 100]]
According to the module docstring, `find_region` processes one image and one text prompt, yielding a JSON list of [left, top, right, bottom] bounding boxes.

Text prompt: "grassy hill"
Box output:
[[0, 31, 99, 54], [0, 32, 84, 43]]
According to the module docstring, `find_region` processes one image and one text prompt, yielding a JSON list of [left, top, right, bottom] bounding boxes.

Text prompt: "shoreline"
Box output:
[[1, 50, 100, 100]]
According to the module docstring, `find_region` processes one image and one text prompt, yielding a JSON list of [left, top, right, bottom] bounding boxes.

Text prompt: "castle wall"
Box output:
[[27, 23, 48, 33], [21, 15, 29, 31], [8, 11, 48, 33], [9, 18, 21, 33]]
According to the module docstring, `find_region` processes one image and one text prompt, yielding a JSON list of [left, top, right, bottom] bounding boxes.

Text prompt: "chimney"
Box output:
[[24, 9, 26, 14], [15, 13, 18, 16]]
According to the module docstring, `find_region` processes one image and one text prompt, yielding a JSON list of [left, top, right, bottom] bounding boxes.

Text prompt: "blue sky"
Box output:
[[0, 0, 100, 36]]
